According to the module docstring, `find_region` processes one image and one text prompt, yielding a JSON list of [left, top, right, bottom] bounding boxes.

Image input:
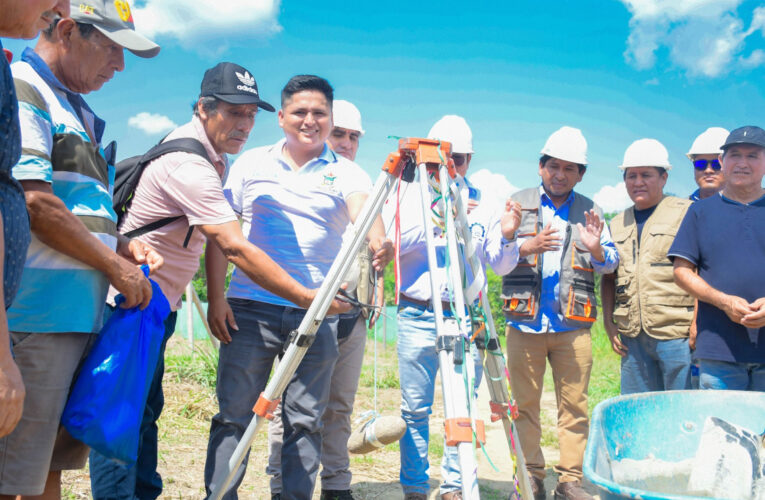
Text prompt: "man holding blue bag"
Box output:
[[0, 1, 162, 498]]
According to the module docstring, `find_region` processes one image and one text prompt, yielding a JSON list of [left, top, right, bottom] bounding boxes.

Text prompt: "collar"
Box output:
[[191, 116, 227, 174], [21, 47, 105, 143], [539, 183, 574, 208], [269, 138, 337, 170], [689, 189, 701, 202], [720, 191, 765, 206]]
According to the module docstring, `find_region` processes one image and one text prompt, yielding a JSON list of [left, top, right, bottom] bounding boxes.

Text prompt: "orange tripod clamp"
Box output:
[[380, 137, 456, 181], [253, 392, 281, 420], [445, 417, 486, 447]]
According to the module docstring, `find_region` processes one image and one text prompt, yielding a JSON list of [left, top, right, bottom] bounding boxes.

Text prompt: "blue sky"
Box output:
[[5, 0, 765, 211]]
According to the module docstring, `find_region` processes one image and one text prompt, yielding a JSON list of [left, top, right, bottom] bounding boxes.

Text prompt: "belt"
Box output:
[[399, 293, 453, 312]]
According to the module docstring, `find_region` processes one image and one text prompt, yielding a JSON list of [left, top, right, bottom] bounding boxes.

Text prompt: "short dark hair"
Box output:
[[193, 96, 219, 117], [281, 75, 333, 107], [42, 19, 96, 40], [540, 154, 586, 174], [622, 167, 667, 180]]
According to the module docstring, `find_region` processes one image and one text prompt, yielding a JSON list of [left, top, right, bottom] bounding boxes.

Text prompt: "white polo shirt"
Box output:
[[387, 174, 518, 303], [223, 139, 372, 307]]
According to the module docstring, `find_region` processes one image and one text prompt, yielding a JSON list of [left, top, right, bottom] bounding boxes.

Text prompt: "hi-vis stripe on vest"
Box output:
[[501, 187, 600, 329]]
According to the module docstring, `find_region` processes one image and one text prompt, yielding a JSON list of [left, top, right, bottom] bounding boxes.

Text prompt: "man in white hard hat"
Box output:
[[267, 99, 384, 500], [671, 126, 765, 392], [601, 139, 694, 395], [685, 127, 729, 384], [501, 126, 617, 500], [389, 115, 521, 500], [687, 127, 729, 202]]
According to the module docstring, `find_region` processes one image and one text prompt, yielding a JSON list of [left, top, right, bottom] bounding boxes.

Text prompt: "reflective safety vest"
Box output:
[[501, 187, 602, 329], [608, 196, 694, 339]]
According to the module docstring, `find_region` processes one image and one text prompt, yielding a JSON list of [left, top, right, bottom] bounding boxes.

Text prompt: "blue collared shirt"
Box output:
[[508, 185, 619, 333]]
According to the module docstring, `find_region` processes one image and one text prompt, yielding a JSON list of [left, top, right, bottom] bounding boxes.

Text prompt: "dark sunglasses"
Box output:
[[693, 159, 721, 171], [452, 154, 468, 167]]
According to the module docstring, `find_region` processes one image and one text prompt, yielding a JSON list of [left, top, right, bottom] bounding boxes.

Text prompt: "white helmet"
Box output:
[[332, 100, 364, 135], [540, 126, 588, 165], [686, 127, 729, 159], [428, 115, 474, 154], [619, 138, 672, 170]]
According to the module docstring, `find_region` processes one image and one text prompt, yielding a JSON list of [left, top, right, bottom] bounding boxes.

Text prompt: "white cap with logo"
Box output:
[[541, 126, 588, 165], [686, 127, 730, 159], [332, 100, 364, 136], [428, 115, 474, 154], [69, 0, 159, 58], [620, 138, 672, 170]]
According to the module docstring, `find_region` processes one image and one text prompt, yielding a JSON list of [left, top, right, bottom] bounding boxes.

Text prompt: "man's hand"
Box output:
[[208, 295, 237, 344], [367, 275, 385, 329], [576, 209, 605, 261], [106, 259, 153, 309], [689, 320, 698, 350], [718, 294, 755, 325], [119, 238, 163, 274], [742, 297, 765, 329], [519, 223, 561, 256], [369, 237, 394, 273], [500, 199, 522, 241], [0, 353, 25, 438], [604, 322, 627, 357]]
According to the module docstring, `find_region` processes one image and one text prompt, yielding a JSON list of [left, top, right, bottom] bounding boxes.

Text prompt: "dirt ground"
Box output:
[[62, 337, 599, 499]]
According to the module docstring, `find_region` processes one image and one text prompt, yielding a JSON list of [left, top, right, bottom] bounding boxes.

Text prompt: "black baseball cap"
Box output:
[[200, 62, 275, 111], [721, 125, 765, 150]]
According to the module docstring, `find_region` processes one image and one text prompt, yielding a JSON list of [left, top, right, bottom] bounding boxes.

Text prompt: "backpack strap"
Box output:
[[124, 138, 213, 248]]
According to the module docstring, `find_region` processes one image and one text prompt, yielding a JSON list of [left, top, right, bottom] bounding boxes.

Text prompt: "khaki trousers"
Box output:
[[505, 326, 592, 483]]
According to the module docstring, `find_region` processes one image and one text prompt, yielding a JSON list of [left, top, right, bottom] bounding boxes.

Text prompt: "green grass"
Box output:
[[165, 340, 219, 389]]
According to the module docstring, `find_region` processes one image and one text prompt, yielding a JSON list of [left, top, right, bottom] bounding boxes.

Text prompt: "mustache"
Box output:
[[228, 132, 248, 141]]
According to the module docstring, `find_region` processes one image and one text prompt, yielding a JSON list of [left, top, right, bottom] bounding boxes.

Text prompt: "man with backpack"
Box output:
[[88, 62, 349, 499]]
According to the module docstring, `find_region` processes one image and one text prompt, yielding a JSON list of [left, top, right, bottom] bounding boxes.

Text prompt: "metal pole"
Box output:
[[186, 282, 194, 353]]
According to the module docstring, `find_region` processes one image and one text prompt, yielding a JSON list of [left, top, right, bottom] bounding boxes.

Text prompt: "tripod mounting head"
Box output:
[[381, 137, 457, 182]]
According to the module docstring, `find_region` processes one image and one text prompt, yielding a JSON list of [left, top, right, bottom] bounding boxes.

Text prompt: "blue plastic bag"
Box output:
[[61, 266, 170, 465]]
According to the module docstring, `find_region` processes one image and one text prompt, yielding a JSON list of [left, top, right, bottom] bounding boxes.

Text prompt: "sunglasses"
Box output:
[[452, 154, 468, 167], [693, 159, 721, 171]]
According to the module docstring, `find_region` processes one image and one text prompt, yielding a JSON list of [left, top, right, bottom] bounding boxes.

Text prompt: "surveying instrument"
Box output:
[[209, 138, 534, 500]]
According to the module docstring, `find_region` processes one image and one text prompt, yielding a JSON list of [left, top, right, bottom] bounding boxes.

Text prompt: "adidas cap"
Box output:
[[200, 62, 275, 111]]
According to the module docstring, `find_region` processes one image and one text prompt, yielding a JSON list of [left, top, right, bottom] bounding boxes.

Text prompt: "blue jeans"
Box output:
[[699, 359, 765, 391], [204, 299, 338, 500], [89, 309, 178, 500], [397, 301, 482, 496], [620, 332, 691, 394]]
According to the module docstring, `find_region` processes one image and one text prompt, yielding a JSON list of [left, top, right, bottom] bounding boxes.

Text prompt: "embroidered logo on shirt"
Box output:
[[319, 170, 340, 194], [469, 222, 486, 240]]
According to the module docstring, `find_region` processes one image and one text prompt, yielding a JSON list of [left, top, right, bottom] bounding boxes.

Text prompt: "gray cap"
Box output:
[[70, 0, 159, 58], [721, 126, 765, 150]]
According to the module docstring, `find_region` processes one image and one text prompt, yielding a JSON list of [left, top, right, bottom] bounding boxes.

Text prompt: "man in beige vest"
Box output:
[[602, 139, 694, 394]]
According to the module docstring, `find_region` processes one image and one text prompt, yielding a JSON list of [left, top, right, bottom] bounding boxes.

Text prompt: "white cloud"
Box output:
[[132, 0, 281, 50], [468, 169, 520, 208], [593, 182, 633, 214], [740, 49, 765, 68], [619, 0, 765, 77], [645, 77, 660, 85], [128, 112, 178, 135]]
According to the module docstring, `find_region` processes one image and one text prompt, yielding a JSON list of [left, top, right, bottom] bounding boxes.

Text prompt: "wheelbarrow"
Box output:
[[583, 390, 765, 500]]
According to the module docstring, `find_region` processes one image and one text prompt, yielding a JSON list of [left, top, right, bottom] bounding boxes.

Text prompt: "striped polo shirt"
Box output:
[[8, 48, 117, 334]]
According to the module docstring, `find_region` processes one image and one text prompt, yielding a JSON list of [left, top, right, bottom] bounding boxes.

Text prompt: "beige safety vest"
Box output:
[[609, 196, 694, 339], [501, 187, 602, 329]]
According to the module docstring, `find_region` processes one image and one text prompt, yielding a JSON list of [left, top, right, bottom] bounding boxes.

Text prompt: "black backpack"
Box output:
[[113, 138, 212, 248]]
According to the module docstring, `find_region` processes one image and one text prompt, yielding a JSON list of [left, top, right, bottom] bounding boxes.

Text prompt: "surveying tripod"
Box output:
[[209, 138, 533, 500]]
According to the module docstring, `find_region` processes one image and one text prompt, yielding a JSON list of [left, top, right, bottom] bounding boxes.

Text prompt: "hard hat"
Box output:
[[332, 100, 364, 135], [540, 126, 588, 165], [686, 127, 729, 159], [619, 138, 672, 170], [428, 115, 474, 154]]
